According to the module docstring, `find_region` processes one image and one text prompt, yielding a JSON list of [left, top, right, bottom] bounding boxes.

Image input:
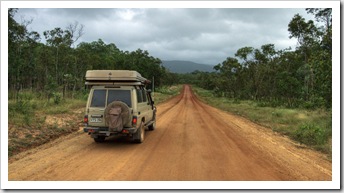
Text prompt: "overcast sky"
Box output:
[[14, 6, 315, 65]]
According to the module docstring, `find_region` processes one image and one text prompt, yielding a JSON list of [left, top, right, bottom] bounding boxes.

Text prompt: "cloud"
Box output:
[[14, 8, 313, 65]]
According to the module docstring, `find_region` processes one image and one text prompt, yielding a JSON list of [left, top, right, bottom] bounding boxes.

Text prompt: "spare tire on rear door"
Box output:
[[105, 101, 131, 132]]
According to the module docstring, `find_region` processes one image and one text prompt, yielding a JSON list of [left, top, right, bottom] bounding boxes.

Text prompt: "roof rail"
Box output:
[[85, 81, 147, 86]]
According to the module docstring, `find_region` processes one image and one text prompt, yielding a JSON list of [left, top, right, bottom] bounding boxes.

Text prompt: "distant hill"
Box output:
[[161, 60, 215, 74]]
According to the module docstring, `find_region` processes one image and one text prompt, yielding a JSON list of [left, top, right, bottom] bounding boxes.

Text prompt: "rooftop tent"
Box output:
[[85, 70, 151, 86]]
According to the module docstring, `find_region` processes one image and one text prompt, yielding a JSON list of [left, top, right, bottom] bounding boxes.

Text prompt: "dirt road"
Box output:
[[8, 85, 331, 181]]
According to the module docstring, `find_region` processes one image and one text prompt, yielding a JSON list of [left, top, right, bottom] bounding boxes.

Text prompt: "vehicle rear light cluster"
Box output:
[[132, 116, 137, 126], [84, 115, 88, 123]]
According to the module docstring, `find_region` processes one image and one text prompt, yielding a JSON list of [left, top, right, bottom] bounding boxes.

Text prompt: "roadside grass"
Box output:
[[153, 85, 183, 104], [8, 96, 86, 157], [8, 86, 181, 157], [192, 86, 332, 156]]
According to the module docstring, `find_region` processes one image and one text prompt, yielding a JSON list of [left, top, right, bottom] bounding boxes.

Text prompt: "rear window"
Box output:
[[107, 90, 132, 107], [90, 90, 106, 107]]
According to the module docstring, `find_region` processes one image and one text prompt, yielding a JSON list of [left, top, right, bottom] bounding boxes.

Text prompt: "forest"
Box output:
[[8, 8, 331, 109], [8, 8, 177, 102], [178, 9, 332, 109]]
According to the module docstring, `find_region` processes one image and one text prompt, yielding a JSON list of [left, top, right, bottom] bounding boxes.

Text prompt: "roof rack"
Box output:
[[85, 81, 146, 86], [85, 70, 151, 86]]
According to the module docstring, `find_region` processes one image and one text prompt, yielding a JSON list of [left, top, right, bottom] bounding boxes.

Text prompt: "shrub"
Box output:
[[52, 92, 62, 104], [15, 100, 32, 114], [303, 96, 326, 109], [18, 91, 35, 101], [292, 123, 329, 146], [271, 111, 282, 117]]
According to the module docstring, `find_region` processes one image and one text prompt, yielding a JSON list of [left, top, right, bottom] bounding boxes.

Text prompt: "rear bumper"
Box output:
[[84, 127, 138, 135]]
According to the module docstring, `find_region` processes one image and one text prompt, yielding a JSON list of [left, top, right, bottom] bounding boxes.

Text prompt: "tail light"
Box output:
[[132, 116, 137, 126], [84, 115, 88, 123]]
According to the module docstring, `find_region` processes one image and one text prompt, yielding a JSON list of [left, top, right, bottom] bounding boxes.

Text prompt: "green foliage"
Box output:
[[156, 86, 179, 95], [8, 96, 86, 157], [9, 95, 37, 126], [52, 92, 62, 104], [182, 9, 332, 110], [8, 8, 332, 109], [303, 96, 326, 109], [153, 85, 182, 104], [292, 123, 329, 146], [8, 10, 176, 102]]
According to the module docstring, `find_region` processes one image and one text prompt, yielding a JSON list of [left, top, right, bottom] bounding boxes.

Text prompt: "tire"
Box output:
[[94, 136, 105, 143], [133, 122, 145, 143], [148, 121, 156, 131], [148, 112, 156, 131], [105, 101, 131, 131]]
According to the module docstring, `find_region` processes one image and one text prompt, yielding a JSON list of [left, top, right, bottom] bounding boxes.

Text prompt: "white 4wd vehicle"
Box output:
[[83, 70, 156, 143]]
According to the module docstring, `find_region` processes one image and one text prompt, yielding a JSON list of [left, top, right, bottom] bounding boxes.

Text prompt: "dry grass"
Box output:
[[8, 98, 85, 157]]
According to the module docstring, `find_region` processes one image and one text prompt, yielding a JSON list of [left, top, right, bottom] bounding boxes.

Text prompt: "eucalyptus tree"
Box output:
[[213, 57, 241, 98], [43, 27, 72, 84], [8, 8, 42, 100], [288, 9, 332, 108]]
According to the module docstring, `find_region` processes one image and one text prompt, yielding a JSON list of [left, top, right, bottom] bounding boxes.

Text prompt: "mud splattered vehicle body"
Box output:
[[83, 70, 156, 143]]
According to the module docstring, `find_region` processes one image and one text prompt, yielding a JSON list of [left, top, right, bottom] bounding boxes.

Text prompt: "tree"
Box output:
[[8, 8, 42, 100], [235, 46, 254, 67], [306, 8, 332, 31], [66, 21, 85, 47], [288, 14, 318, 102], [289, 9, 332, 108], [44, 27, 72, 84], [213, 57, 242, 98], [8, 9, 176, 102]]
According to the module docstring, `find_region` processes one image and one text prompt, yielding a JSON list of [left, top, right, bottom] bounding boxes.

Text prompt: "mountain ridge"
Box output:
[[161, 60, 215, 74]]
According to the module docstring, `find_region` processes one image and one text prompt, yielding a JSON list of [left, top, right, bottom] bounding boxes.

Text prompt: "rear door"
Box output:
[[88, 89, 107, 127], [107, 89, 133, 127]]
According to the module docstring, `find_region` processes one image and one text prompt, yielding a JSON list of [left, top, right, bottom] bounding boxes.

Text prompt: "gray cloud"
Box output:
[[14, 7, 314, 65]]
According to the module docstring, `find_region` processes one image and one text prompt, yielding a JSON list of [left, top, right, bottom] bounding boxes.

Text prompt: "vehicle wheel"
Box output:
[[94, 136, 105, 143], [105, 101, 131, 132], [134, 122, 145, 143], [148, 121, 156, 131]]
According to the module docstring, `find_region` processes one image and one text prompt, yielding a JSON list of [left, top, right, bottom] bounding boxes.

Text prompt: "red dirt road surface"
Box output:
[[8, 85, 331, 181]]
